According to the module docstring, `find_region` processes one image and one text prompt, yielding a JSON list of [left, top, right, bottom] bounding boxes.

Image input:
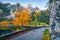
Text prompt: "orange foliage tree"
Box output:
[[13, 8, 32, 26]]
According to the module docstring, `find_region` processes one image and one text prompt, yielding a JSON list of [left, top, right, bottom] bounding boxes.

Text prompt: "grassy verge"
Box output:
[[42, 29, 51, 40], [31, 22, 49, 26], [0, 25, 50, 35]]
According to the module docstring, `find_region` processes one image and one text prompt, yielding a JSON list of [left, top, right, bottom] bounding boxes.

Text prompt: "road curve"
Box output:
[[9, 27, 50, 40]]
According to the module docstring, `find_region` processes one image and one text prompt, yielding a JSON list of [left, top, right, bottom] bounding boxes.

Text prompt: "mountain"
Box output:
[[0, 2, 49, 20], [26, 4, 41, 13], [10, 3, 23, 11], [0, 2, 11, 21], [26, 4, 34, 12], [3, 2, 23, 11], [33, 7, 40, 12], [15, 3, 23, 11], [3, 3, 11, 9], [0, 2, 10, 17], [0, 2, 24, 20]]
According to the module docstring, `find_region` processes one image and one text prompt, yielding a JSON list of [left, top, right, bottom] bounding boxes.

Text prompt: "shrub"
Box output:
[[42, 29, 51, 40], [40, 22, 47, 26]]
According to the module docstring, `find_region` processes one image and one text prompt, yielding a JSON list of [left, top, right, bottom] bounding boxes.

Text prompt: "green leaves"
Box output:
[[31, 11, 49, 25]]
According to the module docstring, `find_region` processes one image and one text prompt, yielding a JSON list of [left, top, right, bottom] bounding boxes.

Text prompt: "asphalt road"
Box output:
[[10, 27, 50, 40], [6, 27, 60, 40]]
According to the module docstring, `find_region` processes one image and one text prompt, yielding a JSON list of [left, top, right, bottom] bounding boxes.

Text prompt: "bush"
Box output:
[[31, 21, 40, 25], [42, 29, 51, 40], [0, 29, 12, 35], [40, 22, 47, 26]]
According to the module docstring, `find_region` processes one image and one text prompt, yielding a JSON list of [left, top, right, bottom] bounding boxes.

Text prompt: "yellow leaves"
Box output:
[[13, 18, 20, 26], [0, 8, 31, 28], [0, 8, 31, 29], [13, 8, 32, 26], [0, 21, 11, 30], [0, 21, 10, 25], [42, 29, 51, 40]]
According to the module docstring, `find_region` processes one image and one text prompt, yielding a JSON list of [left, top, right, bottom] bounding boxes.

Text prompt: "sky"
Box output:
[[0, 0, 49, 10]]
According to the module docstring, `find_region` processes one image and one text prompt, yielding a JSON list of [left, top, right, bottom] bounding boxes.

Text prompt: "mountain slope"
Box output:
[[0, 3, 10, 17]]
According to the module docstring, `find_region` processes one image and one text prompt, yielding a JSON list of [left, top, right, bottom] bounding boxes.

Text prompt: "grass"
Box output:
[[42, 29, 51, 40]]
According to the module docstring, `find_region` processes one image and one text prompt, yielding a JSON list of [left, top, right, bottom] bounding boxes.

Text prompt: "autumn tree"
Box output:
[[13, 8, 31, 26]]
